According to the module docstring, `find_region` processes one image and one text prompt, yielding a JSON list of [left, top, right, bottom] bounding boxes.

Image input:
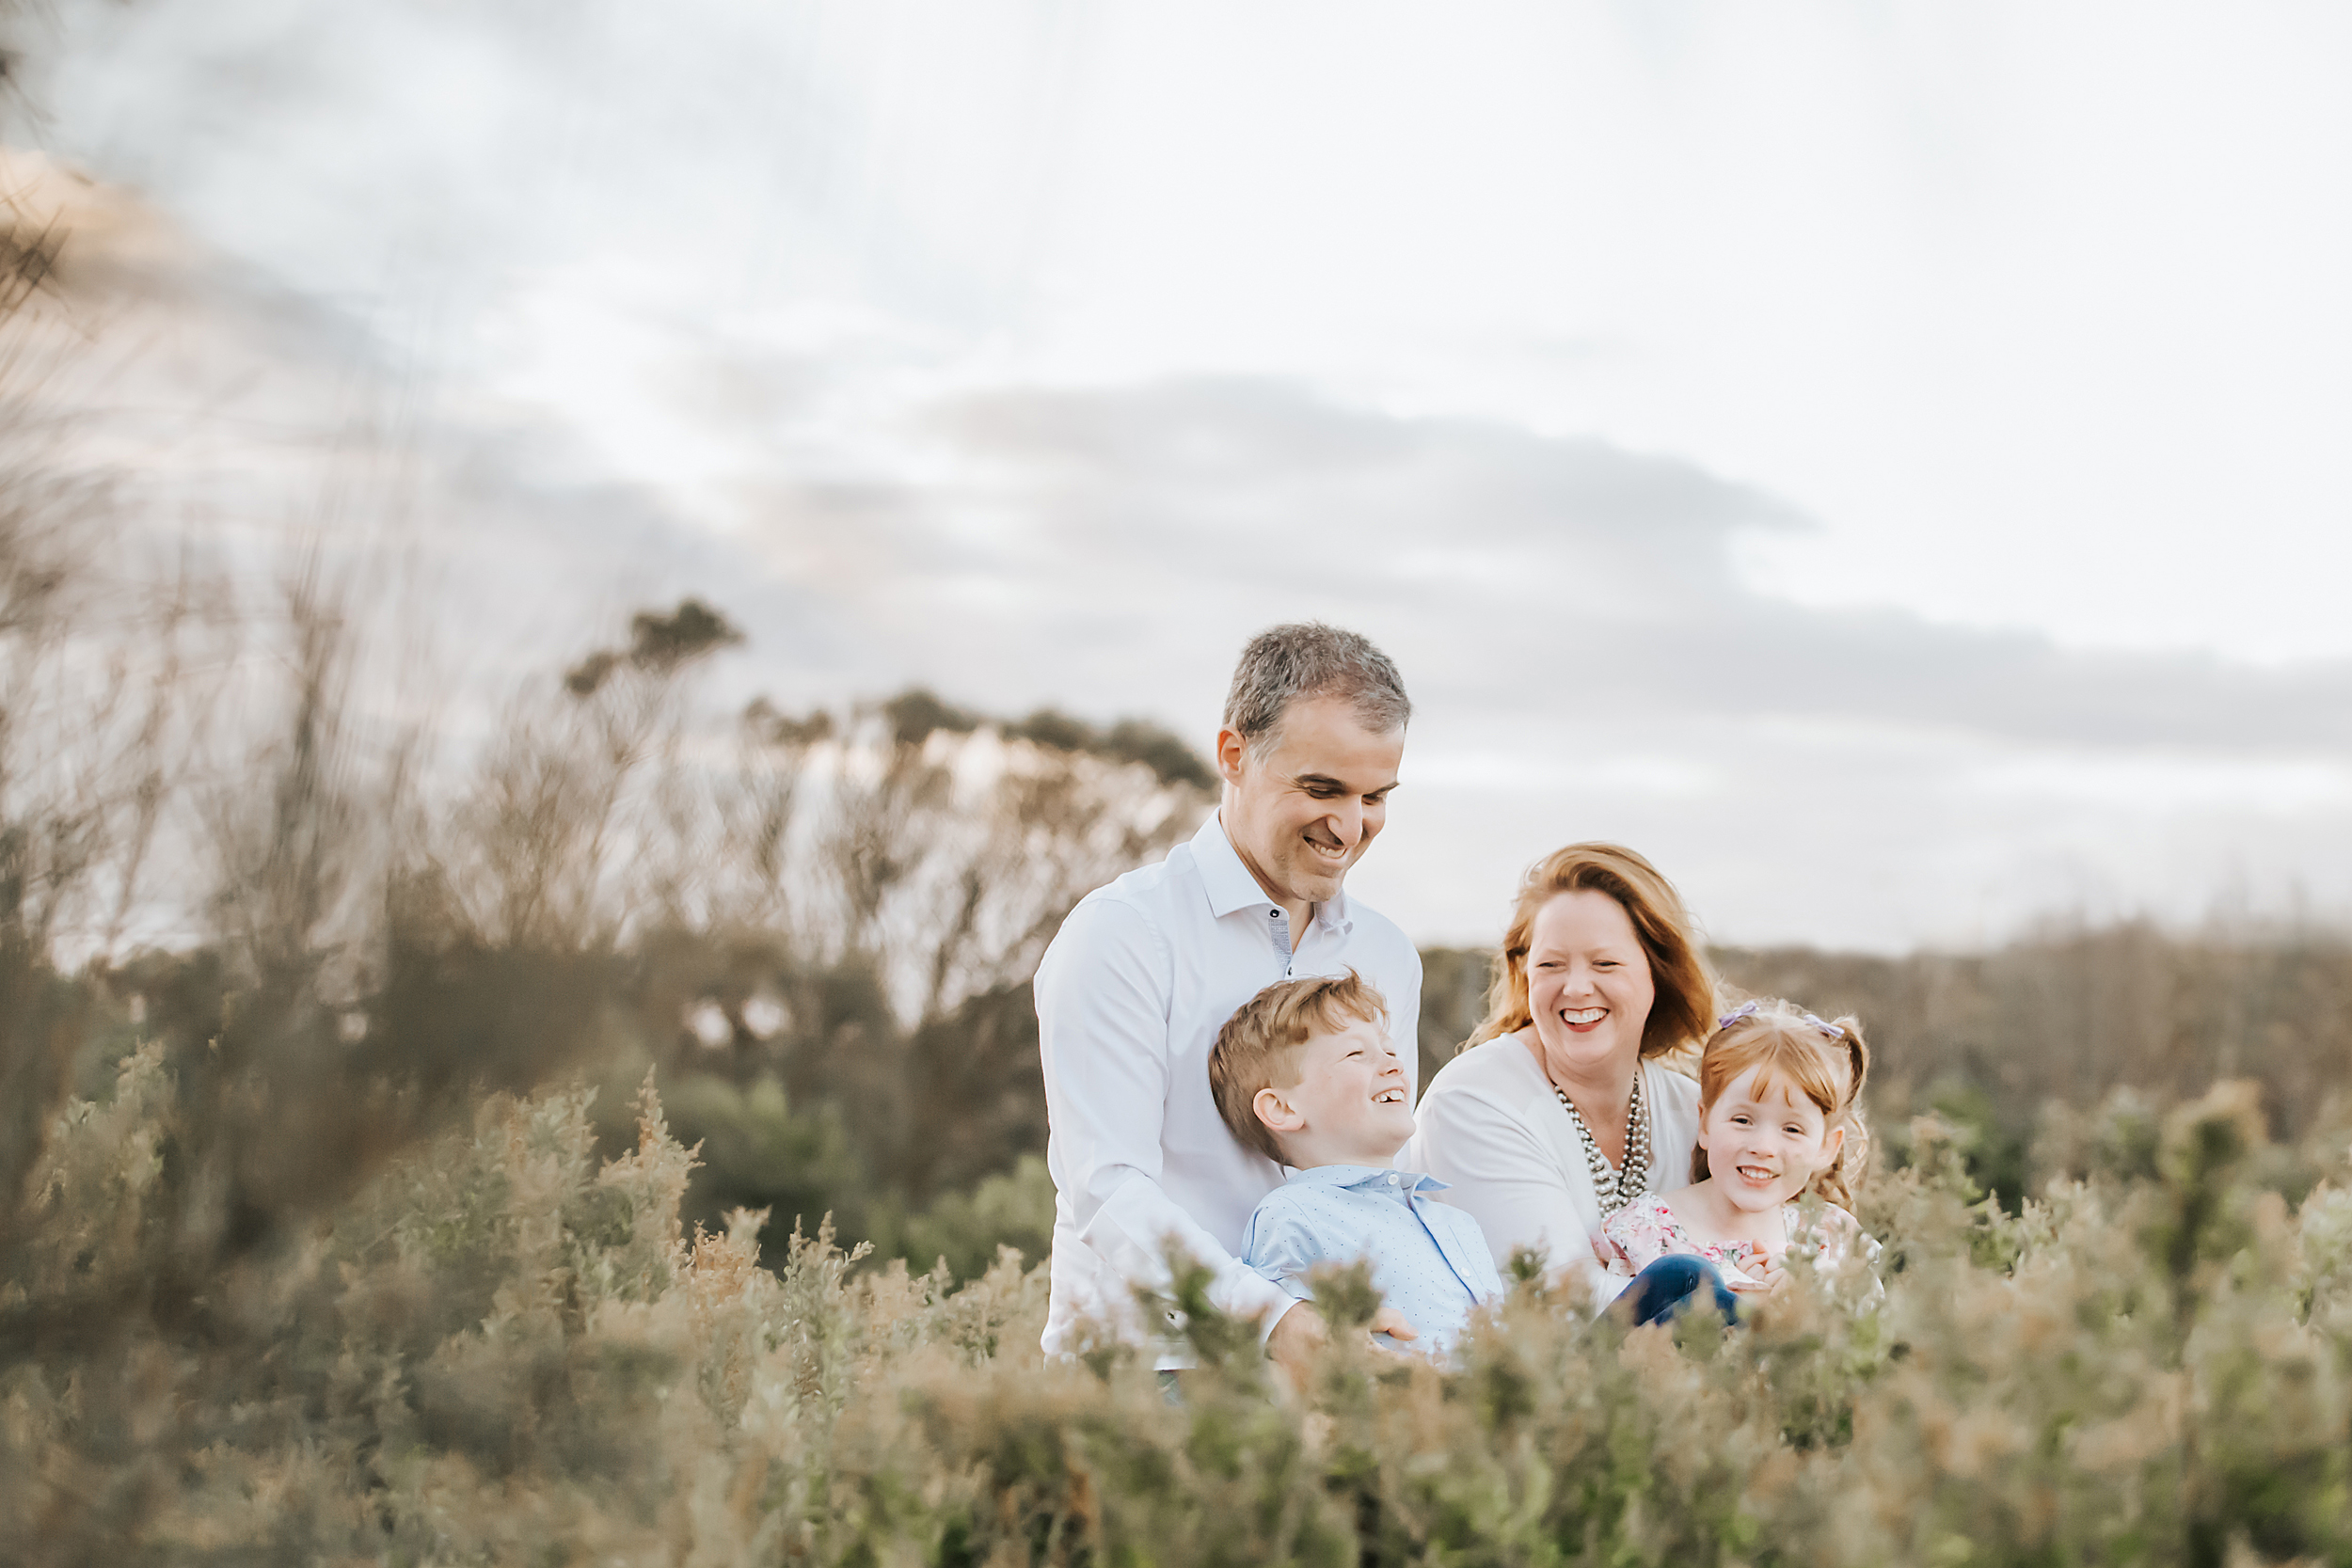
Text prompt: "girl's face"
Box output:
[[1696, 1065, 1845, 1212], [1524, 890, 1655, 1079]]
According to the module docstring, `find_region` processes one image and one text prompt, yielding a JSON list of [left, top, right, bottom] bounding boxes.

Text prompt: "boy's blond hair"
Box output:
[[1209, 971, 1390, 1165]]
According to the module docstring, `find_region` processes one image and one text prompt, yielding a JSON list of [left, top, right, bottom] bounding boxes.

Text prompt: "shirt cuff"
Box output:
[[1210, 1260, 1296, 1348], [1257, 1291, 1307, 1349]]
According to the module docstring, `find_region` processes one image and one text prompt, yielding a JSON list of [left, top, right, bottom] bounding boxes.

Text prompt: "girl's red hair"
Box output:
[[1692, 999, 1871, 1211]]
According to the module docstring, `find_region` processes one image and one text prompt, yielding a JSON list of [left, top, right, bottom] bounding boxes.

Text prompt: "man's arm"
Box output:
[[1037, 897, 1295, 1334]]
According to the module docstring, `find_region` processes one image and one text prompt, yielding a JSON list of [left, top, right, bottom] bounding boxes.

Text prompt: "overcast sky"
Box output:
[[16, 0, 2352, 951]]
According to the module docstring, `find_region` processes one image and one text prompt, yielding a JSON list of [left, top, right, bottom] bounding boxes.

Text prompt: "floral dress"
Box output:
[[1599, 1195, 1784, 1284]]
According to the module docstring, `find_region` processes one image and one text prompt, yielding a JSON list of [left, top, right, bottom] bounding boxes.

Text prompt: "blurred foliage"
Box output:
[[11, 1062, 2352, 1563], [0, 373, 1205, 1462], [14, 627, 1207, 1281]]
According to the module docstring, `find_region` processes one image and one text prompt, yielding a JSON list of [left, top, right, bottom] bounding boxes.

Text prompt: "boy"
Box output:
[[1209, 972, 1503, 1357]]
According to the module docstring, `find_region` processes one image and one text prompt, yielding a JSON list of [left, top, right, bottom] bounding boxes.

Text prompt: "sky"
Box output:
[[12, 0, 2352, 952]]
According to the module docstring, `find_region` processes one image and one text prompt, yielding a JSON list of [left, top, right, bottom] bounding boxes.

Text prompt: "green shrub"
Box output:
[[10, 1066, 2352, 1565]]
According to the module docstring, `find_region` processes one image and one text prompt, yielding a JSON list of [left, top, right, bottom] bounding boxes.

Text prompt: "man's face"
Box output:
[[1217, 696, 1405, 911]]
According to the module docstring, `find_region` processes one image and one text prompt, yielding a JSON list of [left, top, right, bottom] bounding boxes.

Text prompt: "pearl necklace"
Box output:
[[1554, 1067, 1650, 1218]]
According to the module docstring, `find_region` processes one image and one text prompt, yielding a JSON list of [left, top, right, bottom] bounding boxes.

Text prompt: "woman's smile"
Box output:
[[1522, 889, 1657, 1075]]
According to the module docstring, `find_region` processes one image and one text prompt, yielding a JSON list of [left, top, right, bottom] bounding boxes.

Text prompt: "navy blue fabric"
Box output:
[[1621, 1255, 1739, 1328]]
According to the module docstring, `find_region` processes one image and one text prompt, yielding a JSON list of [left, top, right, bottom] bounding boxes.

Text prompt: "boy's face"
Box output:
[[1252, 1013, 1415, 1168]]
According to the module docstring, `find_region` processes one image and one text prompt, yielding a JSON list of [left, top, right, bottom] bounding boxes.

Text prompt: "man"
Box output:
[[1035, 623, 1422, 1382]]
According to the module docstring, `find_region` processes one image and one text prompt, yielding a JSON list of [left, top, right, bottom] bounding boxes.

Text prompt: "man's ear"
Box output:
[[1253, 1085, 1306, 1135], [1215, 727, 1249, 787]]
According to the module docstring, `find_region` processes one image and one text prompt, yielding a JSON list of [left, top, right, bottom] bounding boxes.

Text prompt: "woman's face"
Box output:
[[1524, 890, 1656, 1080]]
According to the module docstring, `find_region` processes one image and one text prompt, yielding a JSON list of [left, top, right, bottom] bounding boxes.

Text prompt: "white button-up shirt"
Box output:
[[1035, 813, 1423, 1358]]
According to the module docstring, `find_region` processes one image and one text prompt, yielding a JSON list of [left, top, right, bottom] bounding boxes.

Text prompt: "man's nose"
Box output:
[[1324, 799, 1363, 845]]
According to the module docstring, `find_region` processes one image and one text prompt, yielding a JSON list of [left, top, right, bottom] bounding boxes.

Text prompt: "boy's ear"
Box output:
[[1253, 1085, 1306, 1135]]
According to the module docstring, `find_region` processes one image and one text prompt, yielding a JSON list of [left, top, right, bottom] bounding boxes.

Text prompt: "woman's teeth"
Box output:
[[1373, 1087, 1406, 1104], [1562, 1007, 1605, 1025]]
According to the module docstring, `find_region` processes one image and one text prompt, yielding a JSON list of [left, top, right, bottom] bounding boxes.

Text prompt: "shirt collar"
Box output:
[[1283, 1164, 1451, 1195], [1192, 814, 1272, 918], [1194, 813, 1358, 934]]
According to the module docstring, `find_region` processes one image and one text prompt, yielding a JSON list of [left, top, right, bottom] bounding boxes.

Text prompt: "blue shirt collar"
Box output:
[[1283, 1163, 1450, 1194], [1195, 813, 1357, 933]]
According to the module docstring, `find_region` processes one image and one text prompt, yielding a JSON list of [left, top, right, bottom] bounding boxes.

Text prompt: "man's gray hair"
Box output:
[[1222, 623, 1411, 755]]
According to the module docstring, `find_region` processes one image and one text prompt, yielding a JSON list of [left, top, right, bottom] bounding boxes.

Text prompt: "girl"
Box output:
[[1601, 998, 1876, 1323]]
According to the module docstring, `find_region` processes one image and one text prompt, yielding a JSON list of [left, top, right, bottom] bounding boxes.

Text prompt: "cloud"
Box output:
[[616, 368, 2352, 950], [737, 372, 2352, 754], [16, 143, 2351, 954]]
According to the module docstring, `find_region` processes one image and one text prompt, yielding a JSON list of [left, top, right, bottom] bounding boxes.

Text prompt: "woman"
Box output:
[[1405, 843, 1718, 1308]]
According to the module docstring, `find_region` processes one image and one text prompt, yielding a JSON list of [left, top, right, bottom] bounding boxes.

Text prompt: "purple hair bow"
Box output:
[[1716, 999, 1842, 1038]]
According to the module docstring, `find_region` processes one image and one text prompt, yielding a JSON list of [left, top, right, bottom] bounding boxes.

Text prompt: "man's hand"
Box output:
[[1267, 1302, 1422, 1393], [1264, 1301, 1328, 1394], [1368, 1306, 1420, 1346]]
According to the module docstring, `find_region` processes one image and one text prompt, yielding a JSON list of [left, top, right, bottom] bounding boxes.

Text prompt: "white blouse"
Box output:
[[1401, 1031, 1701, 1307]]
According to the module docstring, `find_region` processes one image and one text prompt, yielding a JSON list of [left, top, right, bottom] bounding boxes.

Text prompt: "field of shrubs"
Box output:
[[12, 1043, 2352, 1566]]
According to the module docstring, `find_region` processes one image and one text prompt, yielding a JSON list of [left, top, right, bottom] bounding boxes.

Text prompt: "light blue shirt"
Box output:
[[1238, 1164, 1507, 1357]]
